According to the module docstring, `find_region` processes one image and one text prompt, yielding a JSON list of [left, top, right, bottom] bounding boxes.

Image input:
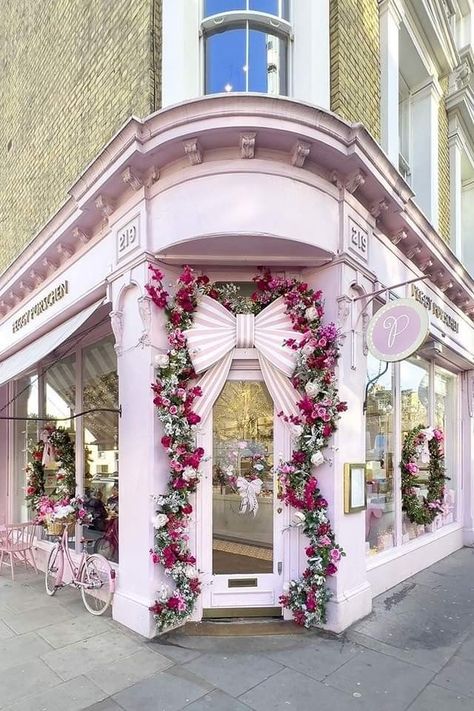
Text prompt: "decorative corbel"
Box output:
[[57, 243, 74, 261], [439, 280, 454, 293], [432, 269, 445, 284], [138, 295, 152, 347], [290, 140, 311, 168], [369, 199, 389, 220], [418, 257, 433, 273], [95, 194, 115, 219], [28, 270, 43, 289], [42, 257, 58, 275], [405, 243, 422, 260], [183, 138, 202, 165], [345, 169, 366, 194], [110, 310, 124, 356], [240, 132, 256, 159], [72, 227, 91, 244], [145, 166, 160, 188], [122, 166, 144, 191], [389, 228, 408, 246], [467, 371, 474, 417], [336, 295, 352, 331]]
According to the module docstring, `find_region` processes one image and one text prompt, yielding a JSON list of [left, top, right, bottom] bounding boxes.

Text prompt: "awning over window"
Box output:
[[0, 299, 104, 387]]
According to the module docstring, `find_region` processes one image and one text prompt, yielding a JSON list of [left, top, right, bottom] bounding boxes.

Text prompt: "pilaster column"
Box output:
[[162, 0, 200, 107], [110, 260, 170, 638], [379, 0, 403, 164], [411, 78, 442, 227], [449, 129, 463, 258], [307, 265, 372, 633], [293, 0, 330, 109]]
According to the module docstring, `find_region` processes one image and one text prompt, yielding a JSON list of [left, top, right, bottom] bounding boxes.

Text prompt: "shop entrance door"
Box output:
[[200, 367, 285, 617]]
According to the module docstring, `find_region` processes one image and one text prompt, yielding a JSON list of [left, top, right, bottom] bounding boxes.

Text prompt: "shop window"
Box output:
[[82, 336, 119, 562], [400, 356, 430, 541], [203, 1, 290, 95], [365, 355, 396, 555], [13, 375, 39, 523], [435, 366, 457, 526]]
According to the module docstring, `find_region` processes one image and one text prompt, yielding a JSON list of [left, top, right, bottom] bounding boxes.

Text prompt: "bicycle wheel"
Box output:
[[80, 554, 113, 615], [45, 544, 62, 596]]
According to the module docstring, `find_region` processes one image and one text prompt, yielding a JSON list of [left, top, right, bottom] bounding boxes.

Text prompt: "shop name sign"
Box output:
[[411, 284, 459, 334], [12, 281, 69, 334], [367, 298, 429, 362]]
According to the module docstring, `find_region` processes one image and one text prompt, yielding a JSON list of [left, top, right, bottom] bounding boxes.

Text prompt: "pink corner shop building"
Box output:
[[1, 96, 474, 638]]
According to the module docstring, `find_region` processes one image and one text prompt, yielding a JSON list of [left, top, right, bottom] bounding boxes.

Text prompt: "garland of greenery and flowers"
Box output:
[[146, 266, 347, 630], [25, 425, 86, 525], [401, 424, 448, 525]]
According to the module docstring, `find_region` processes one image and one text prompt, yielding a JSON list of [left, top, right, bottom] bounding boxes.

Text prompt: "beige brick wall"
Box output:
[[0, 0, 162, 274], [330, 0, 381, 141], [438, 77, 451, 243]]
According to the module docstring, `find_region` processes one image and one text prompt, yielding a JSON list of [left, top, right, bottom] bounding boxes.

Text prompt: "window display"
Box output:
[[365, 355, 395, 554], [365, 349, 459, 556], [83, 336, 119, 562]]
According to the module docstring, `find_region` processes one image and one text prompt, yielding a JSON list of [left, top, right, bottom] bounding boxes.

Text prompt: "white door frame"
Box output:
[[195, 358, 292, 616]]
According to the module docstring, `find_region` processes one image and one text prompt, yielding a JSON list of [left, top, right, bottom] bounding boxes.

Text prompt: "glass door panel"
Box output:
[[212, 380, 274, 575]]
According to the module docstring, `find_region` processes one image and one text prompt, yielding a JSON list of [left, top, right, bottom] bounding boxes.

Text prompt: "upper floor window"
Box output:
[[203, 0, 291, 96]]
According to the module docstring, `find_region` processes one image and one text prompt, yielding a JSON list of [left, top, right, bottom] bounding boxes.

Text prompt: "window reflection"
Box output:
[[82, 336, 119, 562], [401, 357, 431, 541], [213, 380, 274, 575], [14, 376, 39, 523], [435, 367, 457, 527], [205, 25, 288, 95], [204, 0, 288, 18], [44, 356, 77, 545], [365, 355, 395, 554]]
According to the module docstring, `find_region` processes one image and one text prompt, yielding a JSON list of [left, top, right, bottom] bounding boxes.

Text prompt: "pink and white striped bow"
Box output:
[[183, 295, 303, 423]]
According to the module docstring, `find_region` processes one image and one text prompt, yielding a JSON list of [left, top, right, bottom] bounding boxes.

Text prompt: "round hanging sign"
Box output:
[[367, 298, 429, 362]]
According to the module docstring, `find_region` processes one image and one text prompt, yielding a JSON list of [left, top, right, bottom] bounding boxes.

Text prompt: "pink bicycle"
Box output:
[[45, 523, 115, 615]]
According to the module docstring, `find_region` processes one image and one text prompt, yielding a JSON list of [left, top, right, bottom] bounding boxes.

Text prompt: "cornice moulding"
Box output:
[[1, 94, 474, 319]]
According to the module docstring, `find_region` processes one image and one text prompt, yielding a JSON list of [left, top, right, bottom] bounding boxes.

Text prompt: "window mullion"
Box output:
[[394, 361, 402, 548], [246, 21, 249, 92]]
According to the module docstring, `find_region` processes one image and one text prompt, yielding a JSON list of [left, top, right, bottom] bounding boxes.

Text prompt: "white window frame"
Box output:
[[201, 6, 292, 97]]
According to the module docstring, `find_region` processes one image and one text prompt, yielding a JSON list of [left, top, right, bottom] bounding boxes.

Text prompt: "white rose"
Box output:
[[185, 565, 197, 578], [292, 511, 306, 525], [305, 380, 320, 398], [182, 466, 196, 481], [305, 306, 318, 321], [302, 343, 314, 356], [311, 451, 324, 467], [154, 353, 169, 368], [291, 425, 303, 440], [151, 513, 169, 528]]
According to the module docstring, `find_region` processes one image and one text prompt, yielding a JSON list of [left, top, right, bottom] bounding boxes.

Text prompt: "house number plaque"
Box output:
[[117, 217, 140, 260]]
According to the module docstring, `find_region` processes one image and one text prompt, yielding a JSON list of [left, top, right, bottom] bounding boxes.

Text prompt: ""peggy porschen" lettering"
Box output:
[[12, 281, 69, 334]]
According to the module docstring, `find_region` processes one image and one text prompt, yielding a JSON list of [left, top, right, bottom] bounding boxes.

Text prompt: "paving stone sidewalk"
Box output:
[[1, 548, 474, 710]]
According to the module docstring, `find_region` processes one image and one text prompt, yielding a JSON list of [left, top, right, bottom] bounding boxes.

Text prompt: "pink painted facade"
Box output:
[[1, 96, 474, 637]]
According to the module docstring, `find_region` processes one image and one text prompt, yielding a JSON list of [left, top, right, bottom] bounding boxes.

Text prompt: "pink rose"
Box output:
[[319, 535, 331, 546], [169, 405, 178, 415], [330, 548, 341, 563]]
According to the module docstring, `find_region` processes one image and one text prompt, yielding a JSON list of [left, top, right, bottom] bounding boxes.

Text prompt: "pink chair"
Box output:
[[0, 523, 38, 581]]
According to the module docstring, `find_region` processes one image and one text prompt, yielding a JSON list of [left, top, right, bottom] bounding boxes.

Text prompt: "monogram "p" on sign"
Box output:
[[367, 298, 429, 362]]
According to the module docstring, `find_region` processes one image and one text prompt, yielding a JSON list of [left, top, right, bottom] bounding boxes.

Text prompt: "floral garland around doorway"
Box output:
[[400, 424, 448, 525], [25, 425, 79, 523], [147, 266, 347, 630]]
